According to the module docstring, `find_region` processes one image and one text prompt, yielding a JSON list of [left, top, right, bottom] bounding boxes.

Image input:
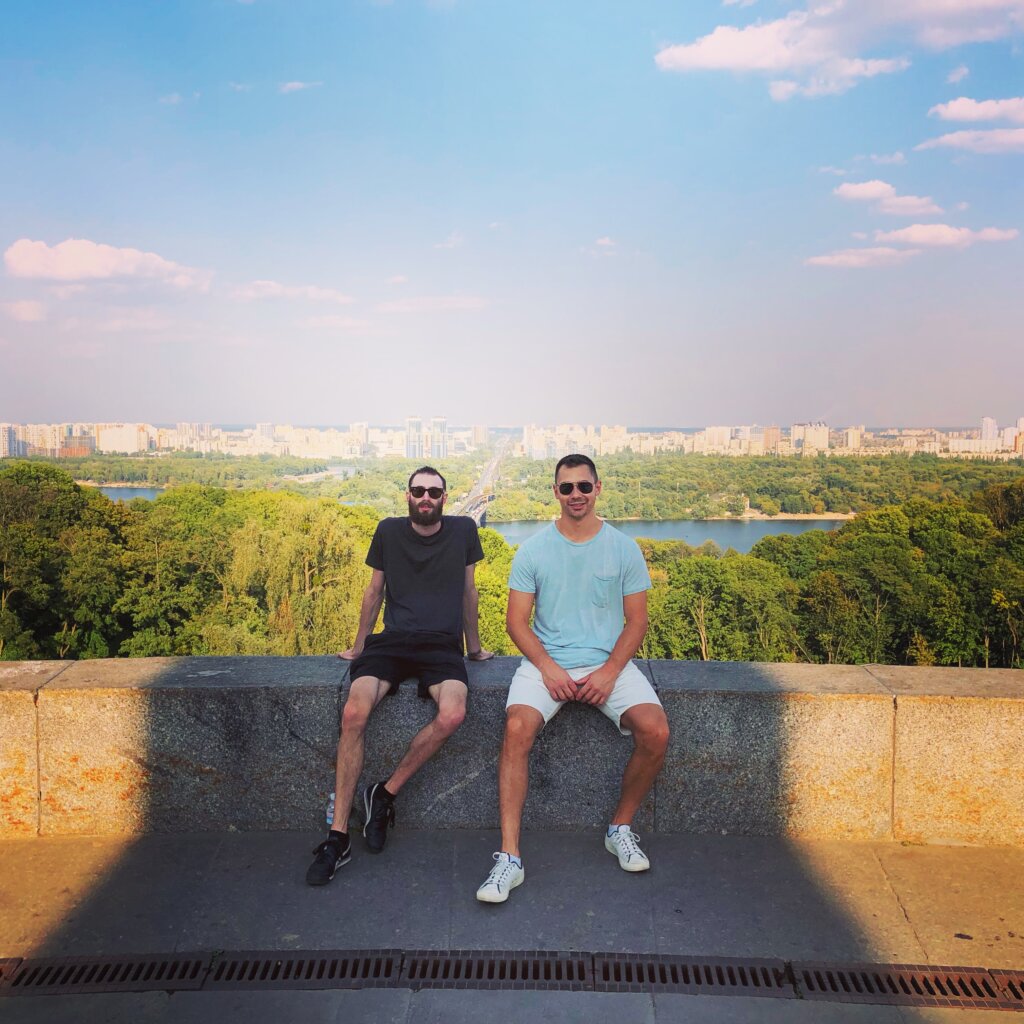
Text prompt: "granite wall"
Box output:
[[1, 657, 1022, 845]]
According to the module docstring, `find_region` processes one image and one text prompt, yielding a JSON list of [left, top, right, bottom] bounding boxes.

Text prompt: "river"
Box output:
[[96, 486, 165, 502], [486, 518, 846, 553], [96, 486, 847, 553]]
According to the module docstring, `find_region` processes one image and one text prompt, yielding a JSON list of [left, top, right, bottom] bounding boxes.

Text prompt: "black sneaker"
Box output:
[[306, 835, 351, 886], [362, 783, 396, 854]]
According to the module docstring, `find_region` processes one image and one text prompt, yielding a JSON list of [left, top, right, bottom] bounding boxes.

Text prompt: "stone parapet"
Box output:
[[1, 657, 1021, 845]]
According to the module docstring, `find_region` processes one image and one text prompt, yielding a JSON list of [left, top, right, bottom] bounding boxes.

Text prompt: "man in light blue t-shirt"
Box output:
[[476, 454, 671, 904]]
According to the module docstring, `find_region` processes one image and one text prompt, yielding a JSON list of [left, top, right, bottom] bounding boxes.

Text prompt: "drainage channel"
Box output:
[[1, 950, 1023, 1010]]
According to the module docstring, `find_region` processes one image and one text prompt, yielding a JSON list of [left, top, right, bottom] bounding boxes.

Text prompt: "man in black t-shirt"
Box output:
[[306, 466, 493, 886]]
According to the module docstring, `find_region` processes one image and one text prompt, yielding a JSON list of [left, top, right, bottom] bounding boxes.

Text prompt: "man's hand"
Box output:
[[466, 648, 495, 661], [541, 663, 579, 703], [574, 663, 619, 706], [337, 645, 363, 661]]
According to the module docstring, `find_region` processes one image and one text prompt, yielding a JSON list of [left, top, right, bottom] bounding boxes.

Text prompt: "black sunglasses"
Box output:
[[557, 481, 595, 495], [409, 486, 444, 499]]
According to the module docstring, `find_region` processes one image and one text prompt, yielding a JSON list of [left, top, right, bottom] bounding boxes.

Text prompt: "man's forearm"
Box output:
[[507, 618, 559, 673], [353, 590, 384, 647], [463, 589, 482, 652], [603, 615, 648, 673]]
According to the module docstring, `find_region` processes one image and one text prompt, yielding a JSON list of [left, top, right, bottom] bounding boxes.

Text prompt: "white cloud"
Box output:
[[835, 180, 894, 201], [834, 179, 942, 216], [434, 231, 464, 249], [929, 97, 1024, 123], [3, 300, 46, 322], [871, 151, 906, 164], [4, 238, 210, 290], [488, 221, 503, 229], [769, 80, 801, 101], [298, 315, 372, 330], [655, 1, 1024, 99], [947, 63, 969, 83], [279, 81, 322, 94], [655, 9, 911, 98], [818, 165, 847, 175], [916, 127, 1024, 153], [723, 0, 759, 7], [595, 237, 616, 247], [376, 295, 486, 314], [386, 275, 408, 285], [806, 246, 921, 268], [875, 223, 1019, 247], [851, 231, 869, 239], [232, 279, 353, 303], [229, 82, 252, 92]]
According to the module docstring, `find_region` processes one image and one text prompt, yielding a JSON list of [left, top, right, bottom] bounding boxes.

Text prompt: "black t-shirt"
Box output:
[[366, 516, 485, 638]]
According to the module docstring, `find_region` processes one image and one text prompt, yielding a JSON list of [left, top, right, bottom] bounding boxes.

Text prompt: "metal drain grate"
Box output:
[[992, 971, 1024, 1006], [794, 962, 1015, 1010], [205, 949, 401, 990], [593, 954, 793, 997], [402, 949, 591, 991], [2, 947, 1022, 1008], [0, 959, 22, 992], [6, 954, 207, 996]]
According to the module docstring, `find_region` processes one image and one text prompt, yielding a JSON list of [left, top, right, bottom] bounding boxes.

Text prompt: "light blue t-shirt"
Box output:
[[508, 522, 652, 669]]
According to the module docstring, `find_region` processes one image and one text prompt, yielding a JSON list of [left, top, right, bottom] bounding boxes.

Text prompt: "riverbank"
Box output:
[[75, 480, 164, 489], [488, 511, 857, 525], [709, 510, 856, 522]]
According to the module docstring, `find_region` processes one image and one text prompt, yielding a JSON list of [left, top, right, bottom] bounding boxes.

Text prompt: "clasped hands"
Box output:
[[542, 663, 617, 706]]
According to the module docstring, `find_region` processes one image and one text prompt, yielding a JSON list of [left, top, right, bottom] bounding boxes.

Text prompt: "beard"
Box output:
[[408, 498, 443, 526]]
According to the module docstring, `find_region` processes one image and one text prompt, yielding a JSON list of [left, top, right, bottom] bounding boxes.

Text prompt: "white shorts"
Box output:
[[506, 659, 662, 736]]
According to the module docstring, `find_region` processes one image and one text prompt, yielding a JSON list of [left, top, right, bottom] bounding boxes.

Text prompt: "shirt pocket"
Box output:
[[590, 574, 618, 608]]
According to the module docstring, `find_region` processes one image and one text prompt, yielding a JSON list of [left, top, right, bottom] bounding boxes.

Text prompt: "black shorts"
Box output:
[[348, 630, 468, 698]]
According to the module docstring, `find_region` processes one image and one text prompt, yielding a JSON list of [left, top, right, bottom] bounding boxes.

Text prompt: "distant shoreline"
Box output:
[[704, 511, 856, 522], [488, 512, 857, 525], [76, 480, 165, 489]]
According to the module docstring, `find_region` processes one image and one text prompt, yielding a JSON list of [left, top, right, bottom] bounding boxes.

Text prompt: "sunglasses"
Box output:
[[409, 486, 444, 499], [557, 481, 595, 495]]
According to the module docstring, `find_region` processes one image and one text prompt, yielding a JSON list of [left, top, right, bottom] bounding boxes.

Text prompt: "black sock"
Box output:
[[379, 784, 396, 802], [329, 829, 349, 848]]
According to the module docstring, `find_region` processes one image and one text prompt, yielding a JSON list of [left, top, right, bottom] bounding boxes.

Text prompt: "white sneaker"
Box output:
[[605, 826, 650, 872], [476, 852, 524, 903]]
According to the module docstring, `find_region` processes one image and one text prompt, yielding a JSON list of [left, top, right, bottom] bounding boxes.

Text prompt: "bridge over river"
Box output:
[[449, 443, 505, 524]]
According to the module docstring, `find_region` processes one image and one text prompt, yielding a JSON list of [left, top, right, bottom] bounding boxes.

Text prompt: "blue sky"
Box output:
[[2, 0, 1022, 427]]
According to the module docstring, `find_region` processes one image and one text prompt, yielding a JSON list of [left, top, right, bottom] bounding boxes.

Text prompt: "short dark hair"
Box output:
[[408, 465, 447, 491], [554, 453, 598, 482]]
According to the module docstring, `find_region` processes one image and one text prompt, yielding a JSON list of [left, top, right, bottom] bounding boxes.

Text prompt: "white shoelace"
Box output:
[[612, 829, 644, 860], [484, 853, 518, 890]]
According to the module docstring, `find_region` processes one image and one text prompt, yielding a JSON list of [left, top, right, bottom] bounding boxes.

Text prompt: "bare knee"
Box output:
[[435, 704, 466, 737], [633, 713, 670, 755], [503, 708, 541, 754], [340, 699, 373, 736]]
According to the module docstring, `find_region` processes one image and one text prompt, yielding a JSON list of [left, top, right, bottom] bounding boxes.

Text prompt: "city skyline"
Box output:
[[5, 414, 1023, 462], [2, 2, 1022, 425]]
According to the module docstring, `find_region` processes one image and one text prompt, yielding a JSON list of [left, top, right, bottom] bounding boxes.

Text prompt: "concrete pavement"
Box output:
[[1, 829, 1022, 1021]]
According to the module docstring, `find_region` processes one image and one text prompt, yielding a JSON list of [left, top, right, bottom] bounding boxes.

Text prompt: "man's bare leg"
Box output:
[[384, 679, 468, 795], [610, 703, 670, 825], [498, 705, 545, 858], [333, 676, 391, 830]]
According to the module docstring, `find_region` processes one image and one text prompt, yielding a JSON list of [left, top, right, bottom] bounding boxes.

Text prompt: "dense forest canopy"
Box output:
[[2, 456, 1023, 668], [487, 453, 1024, 521]]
